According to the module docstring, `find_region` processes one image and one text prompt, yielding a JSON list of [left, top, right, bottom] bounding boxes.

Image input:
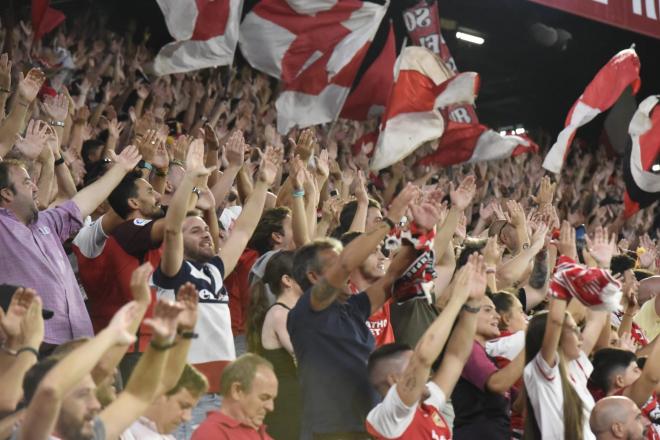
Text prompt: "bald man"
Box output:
[[590, 396, 650, 439]]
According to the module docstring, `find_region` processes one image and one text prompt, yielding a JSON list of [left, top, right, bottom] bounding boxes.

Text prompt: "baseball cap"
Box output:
[[0, 284, 54, 320]]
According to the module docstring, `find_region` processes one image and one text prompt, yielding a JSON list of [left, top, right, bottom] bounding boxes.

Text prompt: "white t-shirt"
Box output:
[[366, 381, 448, 439], [121, 417, 175, 440], [485, 330, 525, 360], [523, 350, 596, 440], [72, 216, 107, 258]]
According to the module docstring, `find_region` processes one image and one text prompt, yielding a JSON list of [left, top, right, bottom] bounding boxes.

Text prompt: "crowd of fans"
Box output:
[[0, 11, 660, 440]]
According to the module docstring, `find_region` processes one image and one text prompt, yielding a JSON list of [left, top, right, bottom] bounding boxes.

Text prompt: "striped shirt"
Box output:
[[152, 256, 235, 393]]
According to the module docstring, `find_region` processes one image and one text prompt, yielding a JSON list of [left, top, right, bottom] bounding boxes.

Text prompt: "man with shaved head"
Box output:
[[589, 396, 650, 439]]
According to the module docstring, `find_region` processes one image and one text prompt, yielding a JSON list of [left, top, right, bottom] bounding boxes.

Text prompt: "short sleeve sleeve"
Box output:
[[348, 291, 372, 321], [461, 341, 499, 391], [40, 200, 83, 242], [366, 384, 417, 439], [112, 219, 159, 258], [72, 216, 108, 258], [531, 351, 559, 381], [485, 330, 525, 360], [424, 381, 447, 410], [152, 262, 191, 291]]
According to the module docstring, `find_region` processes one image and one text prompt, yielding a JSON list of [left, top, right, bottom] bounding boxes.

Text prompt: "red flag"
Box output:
[[542, 48, 641, 173], [154, 0, 241, 75], [240, 0, 388, 133], [340, 22, 396, 121], [31, 0, 65, 41], [370, 47, 479, 171]]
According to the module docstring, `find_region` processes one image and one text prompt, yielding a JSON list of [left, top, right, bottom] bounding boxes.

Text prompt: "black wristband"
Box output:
[[16, 346, 39, 358], [54, 156, 65, 166], [150, 340, 176, 351], [178, 330, 198, 339], [462, 303, 481, 314]]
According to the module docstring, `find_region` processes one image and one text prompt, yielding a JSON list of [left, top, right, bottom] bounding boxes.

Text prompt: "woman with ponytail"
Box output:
[[246, 250, 303, 440], [523, 222, 613, 439]]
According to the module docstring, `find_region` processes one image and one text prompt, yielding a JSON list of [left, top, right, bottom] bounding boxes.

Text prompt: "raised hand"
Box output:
[[107, 301, 140, 346], [144, 299, 184, 345], [388, 183, 421, 224], [638, 234, 657, 269], [506, 200, 526, 227], [135, 80, 150, 100], [17, 68, 45, 103], [203, 123, 220, 151], [15, 119, 49, 159], [22, 296, 44, 348], [410, 201, 443, 231], [354, 170, 369, 204], [186, 138, 215, 178], [316, 149, 330, 180], [172, 134, 193, 164], [152, 143, 170, 170], [258, 145, 283, 186], [0, 288, 38, 343], [586, 225, 616, 269], [455, 212, 467, 241], [289, 128, 317, 161], [533, 175, 556, 206], [483, 236, 503, 268], [479, 199, 497, 222], [468, 253, 488, 301], [135, 129, 159, 164], [130, 262, 153, 305], [0, 53, 11, 91], [107, 118, 125, 140], [530, 222, 549, 252], [556, 221, 577, 260], [176, 283, 199, 332], [42, 93, 69, 122], [224, 130, 246, 167], [449, 175, 476, 211], [108, 145, 142, 172]]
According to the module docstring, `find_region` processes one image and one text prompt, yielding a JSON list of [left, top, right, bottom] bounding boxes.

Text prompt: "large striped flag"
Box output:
[[623, 95, 660, 218], [542, 48, 641, 173], [240, 0, 388, 134], [153, 0, 243, 75], [369, 47, 479, 171]]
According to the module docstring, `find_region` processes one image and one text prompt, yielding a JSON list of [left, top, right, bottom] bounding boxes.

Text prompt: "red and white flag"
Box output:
[[417, 122, 538, 167], [32, 0, 65, 41], [370, 46, 479, 171], [239, 0, 388, 133], [153, 0, 242, 75], [623, 95, 660, 218], [542, 48, 641, 173], [340, 22, 396, 121]]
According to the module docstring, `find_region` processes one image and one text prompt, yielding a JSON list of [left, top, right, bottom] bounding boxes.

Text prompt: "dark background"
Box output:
[[9, 0, 660, 144]]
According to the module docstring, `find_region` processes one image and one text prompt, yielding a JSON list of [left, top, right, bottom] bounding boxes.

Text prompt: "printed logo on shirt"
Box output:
[[133, 218, 152, 226], [198, 287, 228, 303], [366, 319, 388, 336], [37, 226, 51, 235]]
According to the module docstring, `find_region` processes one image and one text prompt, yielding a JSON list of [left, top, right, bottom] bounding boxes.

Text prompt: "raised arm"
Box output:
[[160, 139, 213, 277], [0, 69, 45, 158], [289, 156, 310, 247], [20, 303, 138, 440], [397, 255, 485, 406], [311, 184, 418, 311], [70, 146, 141, 217], [100, 299, 183, 440], [497, 223, 548, 289], [0, 289, 44, 412], [210, 130, 244, 204], [348, 171, 369, 233], [434, 175, 476, 262], [220, 145, 282, 276], [434, 255, 487, 397]]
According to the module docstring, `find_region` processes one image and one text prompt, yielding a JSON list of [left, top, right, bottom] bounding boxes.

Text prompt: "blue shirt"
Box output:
[[287, 289, 377, 439]]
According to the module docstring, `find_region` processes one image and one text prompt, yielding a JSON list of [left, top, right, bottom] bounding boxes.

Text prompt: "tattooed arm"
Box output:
[[523, 249, 550, 311]]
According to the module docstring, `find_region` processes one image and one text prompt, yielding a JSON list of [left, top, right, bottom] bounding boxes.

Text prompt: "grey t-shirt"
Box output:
[[11, 417, 105, 440]]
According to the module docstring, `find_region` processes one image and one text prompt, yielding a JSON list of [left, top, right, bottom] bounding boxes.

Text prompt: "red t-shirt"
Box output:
[[73, 218, 161, 352], [348, 282, 395, 347], [224, 248, 259, 335], [191, 411, 273, 440], [366, 381, 451, 440]]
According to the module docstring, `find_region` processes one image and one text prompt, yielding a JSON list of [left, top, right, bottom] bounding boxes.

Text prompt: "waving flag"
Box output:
[[340, 22, 396, 121], [370, 47, 479, 171], [542, 48, 641, 173], [32, 0, 65, 41], [623, 95, 660, 218], [153, 0, 243, 75], [240, 0, 388, 133]]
